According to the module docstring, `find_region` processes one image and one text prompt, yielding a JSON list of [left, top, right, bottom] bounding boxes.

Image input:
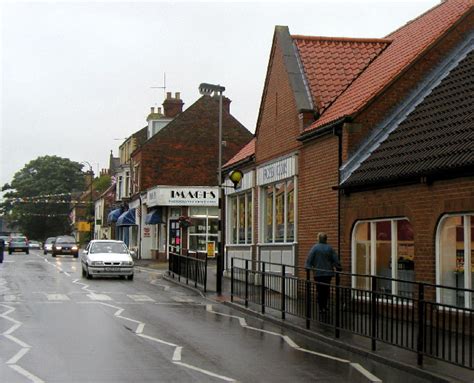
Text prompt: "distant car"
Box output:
[[81, 240, 134, 280], [43, 237, 56, 255], [28, 240, 41, 250], [8, 236, 29, 254], [52, 236, 79, 258]]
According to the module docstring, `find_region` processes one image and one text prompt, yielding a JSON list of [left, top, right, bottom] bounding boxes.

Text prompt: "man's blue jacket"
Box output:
[[305, 243, 341, 277]]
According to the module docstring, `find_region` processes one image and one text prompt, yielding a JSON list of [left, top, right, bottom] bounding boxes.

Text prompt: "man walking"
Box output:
[[305, 233, 341, 315]]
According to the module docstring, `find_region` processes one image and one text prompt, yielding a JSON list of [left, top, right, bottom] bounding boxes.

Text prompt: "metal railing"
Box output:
[[230, 258, 474, 370], [168, 250, 208, 292]]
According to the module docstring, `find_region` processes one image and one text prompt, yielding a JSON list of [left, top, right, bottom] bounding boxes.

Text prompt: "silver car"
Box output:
[[81, 240, 134, 280]]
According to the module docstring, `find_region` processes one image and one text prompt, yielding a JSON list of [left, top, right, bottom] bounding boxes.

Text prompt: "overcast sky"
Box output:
[[1, 0, 438, 191]]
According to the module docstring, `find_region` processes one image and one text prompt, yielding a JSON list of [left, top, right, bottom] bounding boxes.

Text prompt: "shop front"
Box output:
[[146, 185, 219, 259], [256, 155, 298, 273]]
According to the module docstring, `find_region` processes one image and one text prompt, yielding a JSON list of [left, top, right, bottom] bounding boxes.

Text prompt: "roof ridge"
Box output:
[[291, 35, 392, 44], [385, 0, 445, 38]]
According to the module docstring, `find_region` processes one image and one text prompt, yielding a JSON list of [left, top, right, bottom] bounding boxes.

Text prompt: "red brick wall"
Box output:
[[255, 39, 302, 165], [340, 177, 474, 284], [298, 135, 340, 268], [343, 12, 474, 161]]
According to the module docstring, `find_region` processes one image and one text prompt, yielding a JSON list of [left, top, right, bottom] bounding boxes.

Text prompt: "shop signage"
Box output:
[[147, 186, 219, 207], [143, 226, 151, 238], [257, 156, 297, 186]]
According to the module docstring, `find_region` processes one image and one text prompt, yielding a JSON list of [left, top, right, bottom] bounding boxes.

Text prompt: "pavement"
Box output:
[[134, 258, 473, 383]]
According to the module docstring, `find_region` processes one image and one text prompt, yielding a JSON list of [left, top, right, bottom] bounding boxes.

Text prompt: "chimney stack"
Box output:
[[163, 91, 184, 118]]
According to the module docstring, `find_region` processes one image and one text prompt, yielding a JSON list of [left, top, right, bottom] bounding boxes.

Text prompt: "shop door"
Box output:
[[169, 220, 181, 254]]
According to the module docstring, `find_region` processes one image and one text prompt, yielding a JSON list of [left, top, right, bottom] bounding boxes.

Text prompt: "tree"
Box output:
[[1, 156, 86, 240]]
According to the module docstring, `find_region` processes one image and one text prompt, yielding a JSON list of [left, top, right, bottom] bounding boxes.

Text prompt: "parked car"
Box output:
[[8, 236, 29, 254], [43, 237, 56, 255], [52, 236, 79, 258], [81, 240, 134, 280], [29, 240, 41, 250]]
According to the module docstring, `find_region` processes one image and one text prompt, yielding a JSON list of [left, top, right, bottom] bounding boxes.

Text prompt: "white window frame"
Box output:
[[259, 177, 297, 245], [351, 217, 413, 295], [188, 207, 219, 253], [435, 213, 473, 309], [228, 191, 253, 245]]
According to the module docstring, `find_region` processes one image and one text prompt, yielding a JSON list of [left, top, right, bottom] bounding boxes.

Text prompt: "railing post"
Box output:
[[186, 253, 189, 285], [335, 271, 340, 338], [204, 254, 208, 293], [261, 262, 266, 314], [281, 264, 286, 320], [231, 257, 234, 302], [417, 283, 425, 366], [371, 275, 377, 351], [178, 254, 181, 282], [245, 259, 249, 308], [306, 269, 311, 329], [194, 254, 198, 288]]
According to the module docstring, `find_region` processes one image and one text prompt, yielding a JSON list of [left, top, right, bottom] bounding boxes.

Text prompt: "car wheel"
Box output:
[[26, 250, 29, 254], [128, 274, 134, 281], [73, 254, 78, 258], [44, 250, 47, 255], [8, 250, 12, 255], [52, 253, 56, 257], [86, 267, 92, 280], [82, 266, 86, 277]]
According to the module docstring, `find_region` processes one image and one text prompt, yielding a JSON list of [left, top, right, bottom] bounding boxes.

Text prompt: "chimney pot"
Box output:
[[150, 107, 154, 113], [175, 92, 180, 99], [167, 92, 172, 99], [158, 107, 162, 114]]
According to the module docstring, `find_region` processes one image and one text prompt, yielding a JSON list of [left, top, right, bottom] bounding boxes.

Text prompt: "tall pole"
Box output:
[[217, 89, 223, 294], [82, 161, 94, 242]]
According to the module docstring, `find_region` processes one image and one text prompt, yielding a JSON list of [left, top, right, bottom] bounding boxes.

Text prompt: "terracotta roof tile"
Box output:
[[293, 36, 390, 112], [305, 0, 473, 132], [224, 137, 256, 168], [342, 49, 474, 188]]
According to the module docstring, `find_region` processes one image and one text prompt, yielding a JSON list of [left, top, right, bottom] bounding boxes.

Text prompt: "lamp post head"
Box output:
[[199, 83, 225, 96], [229, 169, 243, 189]]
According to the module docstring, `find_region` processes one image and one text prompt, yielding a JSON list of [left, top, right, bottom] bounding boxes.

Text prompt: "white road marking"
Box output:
[[127, 294, 155, 302], [350, 363, 382, 382], [3, 294, 19, 301], [7, 347, 30, 364], [47, 294, 70, 301], [5, 334, 31, 348], [174, 362, 236, 382], [9, 365, 45, 383], [149, 280, 170, 291], [87, 293, 112, 301], [172, 346, 182, 361], [172, 296, 195, 303]]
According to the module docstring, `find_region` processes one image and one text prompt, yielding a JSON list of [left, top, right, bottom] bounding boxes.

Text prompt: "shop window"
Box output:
[[353, 219, 414, 297], [437, 214, 473, 308], [188, 207, 218, 253], [262, 180, 297, 244], [228, 191, 253, 245]]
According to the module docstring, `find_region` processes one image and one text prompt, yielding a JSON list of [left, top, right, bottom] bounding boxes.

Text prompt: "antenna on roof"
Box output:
[[150, 73, 167, 99]]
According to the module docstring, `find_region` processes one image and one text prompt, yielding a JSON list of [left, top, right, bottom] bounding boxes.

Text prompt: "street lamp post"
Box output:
[[81, 161, 94, 242], [199, 82, 225, 294]]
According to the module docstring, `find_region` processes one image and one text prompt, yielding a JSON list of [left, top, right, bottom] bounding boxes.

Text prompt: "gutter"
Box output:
[[297, 117, 350, 143]]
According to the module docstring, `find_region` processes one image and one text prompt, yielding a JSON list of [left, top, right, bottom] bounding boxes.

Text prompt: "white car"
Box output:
[[81, 240, 134, 280]]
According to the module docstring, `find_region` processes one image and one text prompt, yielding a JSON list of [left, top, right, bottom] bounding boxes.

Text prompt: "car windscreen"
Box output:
[[45, 238, 56, 244], [11, 238, 27, 243], [56, 237, 75, 244], [90, 242, 128, 254]]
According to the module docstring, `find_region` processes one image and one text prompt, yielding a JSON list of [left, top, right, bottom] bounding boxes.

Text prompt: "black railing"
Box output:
[[168, 250, 208, 292], [230, 257, 474, 370]]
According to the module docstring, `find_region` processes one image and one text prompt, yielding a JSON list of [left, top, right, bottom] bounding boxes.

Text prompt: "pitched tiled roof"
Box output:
[[293, 36, 390, 113], [304, 0, 473, 133], [224, 137, 255, 168], [342, 49, 474, 188]]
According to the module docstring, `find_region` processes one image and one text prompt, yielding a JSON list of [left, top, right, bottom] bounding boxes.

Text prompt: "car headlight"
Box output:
[[122, 261, 133, 266], [91, 261, 104, 266], [72, 246, 78, 250], [55, 246, 62, 250]]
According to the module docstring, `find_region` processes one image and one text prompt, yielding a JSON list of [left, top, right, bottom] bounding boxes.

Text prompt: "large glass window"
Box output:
[[188, 207, 218, 253], [437, 214, 473, 308], [353, 218, 414, 297], [228, 191, 253, 245], [262, 179, 296, 244]]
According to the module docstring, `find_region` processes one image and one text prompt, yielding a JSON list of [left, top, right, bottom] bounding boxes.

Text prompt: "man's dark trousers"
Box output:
[[315, 275, 332, 312]]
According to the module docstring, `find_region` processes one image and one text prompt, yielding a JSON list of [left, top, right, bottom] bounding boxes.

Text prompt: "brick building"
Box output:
[[130, 92, 253, 259], [223, 0, 473, 301]]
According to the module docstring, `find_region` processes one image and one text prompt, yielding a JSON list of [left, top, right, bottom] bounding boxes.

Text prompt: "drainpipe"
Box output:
[[334, 126, 343, 258]]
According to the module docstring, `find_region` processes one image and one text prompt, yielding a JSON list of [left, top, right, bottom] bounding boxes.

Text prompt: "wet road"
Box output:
[[1, 251, 369, 383]]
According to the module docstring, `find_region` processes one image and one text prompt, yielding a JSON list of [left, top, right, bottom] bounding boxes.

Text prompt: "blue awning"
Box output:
[[107, 208, 122, 224], [116, 208, 136, 226], [145, 208, 163, 225]]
